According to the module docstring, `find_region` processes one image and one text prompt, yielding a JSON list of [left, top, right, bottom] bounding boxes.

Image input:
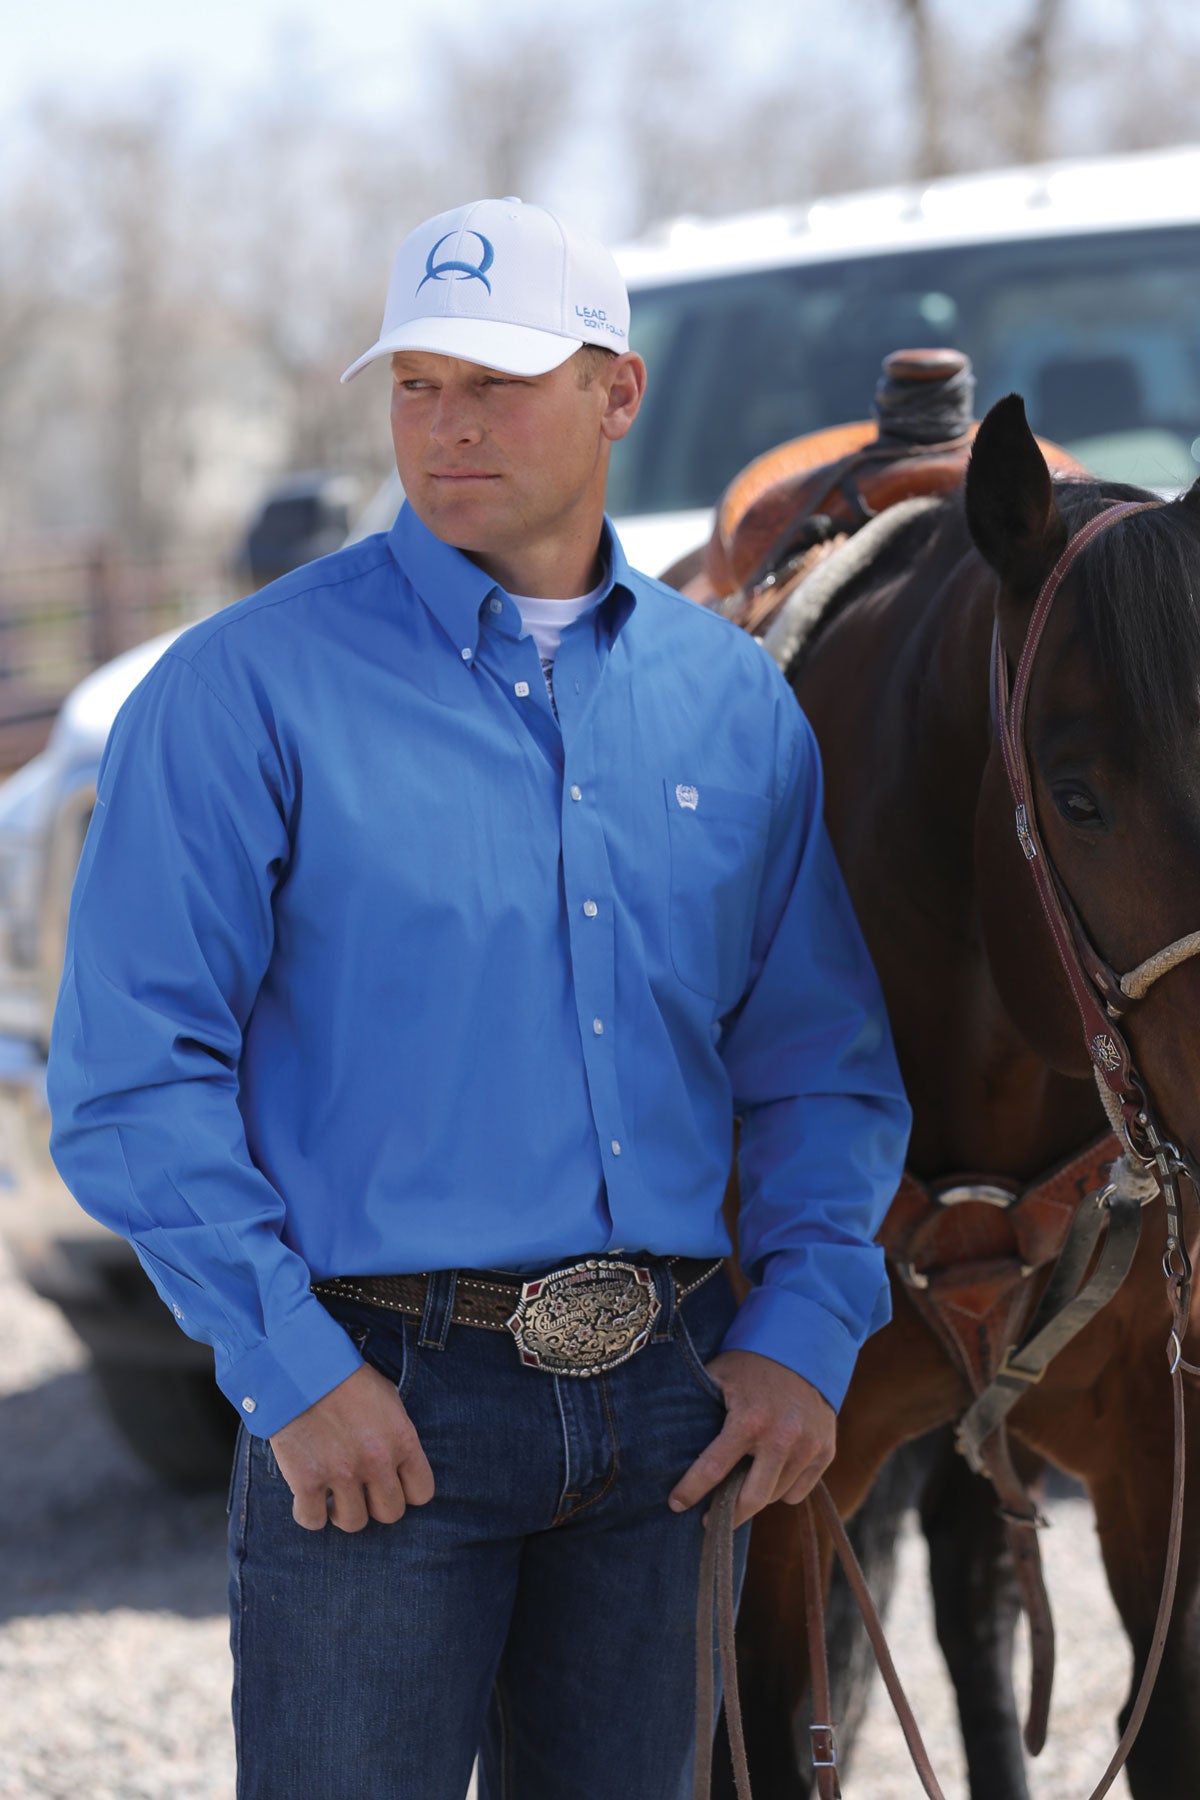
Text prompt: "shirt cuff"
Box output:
[[215, 1294, 366, 1437], [719, 1278, 892, 1413]]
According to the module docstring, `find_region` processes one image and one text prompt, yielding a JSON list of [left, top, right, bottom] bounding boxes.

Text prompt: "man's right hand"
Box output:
[[269, 1362, 435, 1532]]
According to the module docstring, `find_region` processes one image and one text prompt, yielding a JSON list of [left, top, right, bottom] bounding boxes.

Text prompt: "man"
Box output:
[[47, 198, 909, 1799]]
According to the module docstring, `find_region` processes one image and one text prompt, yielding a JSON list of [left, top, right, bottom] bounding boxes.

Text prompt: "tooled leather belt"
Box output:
[[313, 1254, 723, 1378]]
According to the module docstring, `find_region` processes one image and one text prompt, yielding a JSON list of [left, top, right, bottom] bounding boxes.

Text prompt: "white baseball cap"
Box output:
[[340, 196, 630, 383]]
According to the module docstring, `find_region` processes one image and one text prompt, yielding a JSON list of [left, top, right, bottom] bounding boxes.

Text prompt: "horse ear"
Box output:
[[965, 394, 1067, 602], [1178, 475, 1200, 518]]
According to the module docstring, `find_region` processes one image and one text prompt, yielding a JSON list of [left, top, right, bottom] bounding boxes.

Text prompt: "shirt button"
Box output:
[[241, 1397, 257, 1414], [592, 1017, 604, 1035], [489, 597, 503, 614], [582, 899, 598, 918], [514, 680, 530, 697], [610, 1140, 622, 1156], [172, 1304, 183, 1321], [570, 785, 582, 801]]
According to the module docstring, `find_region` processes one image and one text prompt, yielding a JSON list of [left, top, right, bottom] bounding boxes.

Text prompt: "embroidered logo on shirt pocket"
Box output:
[[663, 779, 771, 1005]]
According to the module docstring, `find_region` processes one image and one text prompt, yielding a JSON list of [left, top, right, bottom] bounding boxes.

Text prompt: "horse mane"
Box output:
[[786, 472, 1200, 752], [1053, 478, 1200, 752]]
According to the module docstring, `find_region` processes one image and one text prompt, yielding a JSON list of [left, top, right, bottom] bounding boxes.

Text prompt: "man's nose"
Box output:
[[431, 389, 483, 446]]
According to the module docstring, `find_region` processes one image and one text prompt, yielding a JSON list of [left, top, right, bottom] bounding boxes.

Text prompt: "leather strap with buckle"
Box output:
[[313, 1255, 722, 1376]]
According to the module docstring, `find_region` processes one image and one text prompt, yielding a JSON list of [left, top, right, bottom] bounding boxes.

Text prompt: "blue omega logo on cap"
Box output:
[[417, 231, 495, 294]]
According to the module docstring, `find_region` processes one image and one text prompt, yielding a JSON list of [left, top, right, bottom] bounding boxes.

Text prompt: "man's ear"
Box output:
[[965, 394, 1068, 661], [600, 353, 647, 444]]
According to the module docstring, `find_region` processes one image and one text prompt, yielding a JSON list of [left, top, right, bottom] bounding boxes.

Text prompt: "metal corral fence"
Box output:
[[0, 543, 233, 773]]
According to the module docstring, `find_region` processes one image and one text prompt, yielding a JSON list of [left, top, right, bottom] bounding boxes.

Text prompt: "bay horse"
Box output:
[[716, 393, 1200, 1799]]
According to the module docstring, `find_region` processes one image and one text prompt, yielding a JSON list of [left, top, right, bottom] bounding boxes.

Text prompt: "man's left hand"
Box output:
[[668, 1349, 835, 1528]]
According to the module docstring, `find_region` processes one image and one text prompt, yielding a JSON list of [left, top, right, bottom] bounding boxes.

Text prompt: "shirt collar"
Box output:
[[603, 520, 638, 634], [388, 503, 638, 657]]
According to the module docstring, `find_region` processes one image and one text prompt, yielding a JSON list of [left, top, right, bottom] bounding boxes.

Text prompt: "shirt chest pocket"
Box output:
[[663, 778, 772, 1007]]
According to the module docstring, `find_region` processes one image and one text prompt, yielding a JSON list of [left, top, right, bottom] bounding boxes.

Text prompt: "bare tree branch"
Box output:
[[1006, 0, 1067, 163], [894, 0, 947, 177]]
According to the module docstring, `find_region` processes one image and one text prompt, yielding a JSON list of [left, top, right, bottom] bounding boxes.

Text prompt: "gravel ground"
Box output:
[[0, 1237, 1134, 1800]]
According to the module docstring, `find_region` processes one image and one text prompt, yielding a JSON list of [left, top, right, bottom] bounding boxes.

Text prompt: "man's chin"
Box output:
[[410, 497, 519, 568], [410, 487, 496, 533]]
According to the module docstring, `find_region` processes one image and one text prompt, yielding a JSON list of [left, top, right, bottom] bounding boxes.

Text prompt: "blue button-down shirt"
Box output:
[[48, 504, 909, 1436]]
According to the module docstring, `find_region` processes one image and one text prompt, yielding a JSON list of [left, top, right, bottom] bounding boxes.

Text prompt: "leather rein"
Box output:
[[696, 499, 1200, 1800]]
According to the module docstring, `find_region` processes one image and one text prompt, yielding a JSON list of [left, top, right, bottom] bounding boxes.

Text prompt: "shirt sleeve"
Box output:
[[46, 650, 363, 1436], [717, 690, 911, 1412]]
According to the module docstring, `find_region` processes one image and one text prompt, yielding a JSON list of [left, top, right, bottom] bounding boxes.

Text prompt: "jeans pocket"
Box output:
[[673, 1274, 736, 1406], [227, 1420, 255, 1561], [227, 1420, 247, 1517], [354, 1316, 419, 1405]]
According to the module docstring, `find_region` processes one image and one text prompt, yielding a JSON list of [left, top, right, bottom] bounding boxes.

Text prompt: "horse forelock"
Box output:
[[1052, 479, 1200, 755]]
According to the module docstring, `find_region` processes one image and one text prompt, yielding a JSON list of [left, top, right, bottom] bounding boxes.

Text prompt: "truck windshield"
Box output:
[[607, 223, 1200, 515]]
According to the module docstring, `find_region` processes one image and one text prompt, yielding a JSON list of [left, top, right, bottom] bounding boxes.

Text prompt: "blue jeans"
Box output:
[[228, 1261, 749, 1800]]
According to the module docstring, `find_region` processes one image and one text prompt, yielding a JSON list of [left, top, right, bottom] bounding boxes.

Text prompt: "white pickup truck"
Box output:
[[3, 144, 1199, 1484]]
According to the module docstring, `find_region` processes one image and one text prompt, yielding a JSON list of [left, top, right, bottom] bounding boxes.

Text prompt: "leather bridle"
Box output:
[[992, 499, 1200, 1198]]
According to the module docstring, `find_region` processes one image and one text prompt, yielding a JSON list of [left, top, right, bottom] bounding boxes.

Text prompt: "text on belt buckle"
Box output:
[[506, 1259, 660, 1376]]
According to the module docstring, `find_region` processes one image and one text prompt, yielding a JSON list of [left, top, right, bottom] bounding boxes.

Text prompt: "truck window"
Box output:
[[608, 224, 1200, 514]]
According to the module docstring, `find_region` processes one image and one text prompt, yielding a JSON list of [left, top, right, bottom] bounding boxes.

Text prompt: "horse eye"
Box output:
[[1053, 785, 1102, 826]]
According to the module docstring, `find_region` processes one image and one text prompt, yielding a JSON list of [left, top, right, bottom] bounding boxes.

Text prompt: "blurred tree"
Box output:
[[892, 0, 1068, 174], [616, 0, 894, 230], [1076, 0, 1200, 152], [1006, 0, 1067, 164], [888, 0, 1200, 174], [198, 16, 589, 492], [0, 157, 69, 546], [202, 92, 421, 483], [423, 17, 581, 202], [3, 0, 1200, 565], [15, 91, 209, 560], [895, 0, 948, 177]]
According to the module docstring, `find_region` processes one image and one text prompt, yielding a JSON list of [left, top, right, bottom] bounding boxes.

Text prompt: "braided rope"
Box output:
[[1120, 930, 1200, 1001], [1091, 1070, 1160, 1201], [762, 496, 942, 674]]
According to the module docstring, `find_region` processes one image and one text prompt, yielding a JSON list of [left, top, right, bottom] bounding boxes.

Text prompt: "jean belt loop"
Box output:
[[419, 1270, 457, 1351], [651, 1258, 676, 1343]]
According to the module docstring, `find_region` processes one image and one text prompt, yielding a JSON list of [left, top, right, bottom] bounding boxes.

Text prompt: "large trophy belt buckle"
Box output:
[[506, 1259, 661, 1377]]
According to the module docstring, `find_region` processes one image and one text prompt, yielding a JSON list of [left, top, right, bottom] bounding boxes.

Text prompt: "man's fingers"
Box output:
[[291, 1486, 333, 1531], [289, 1435, 435, 1531], [670, 1428, 829, 1525], [669, 1436, 792, 1526], [270, 1365, 436, 1531], [337, 1425, 435, 1526], [288, 1470, 372, 1533], [730, 1451, 788, 1527], [365, 1470, 409, 1525], [325, 1481, 371, 1533], [669, 1421, 748, 1514], [364, 1435, 435, 1522], [397, 1435, 436, 1508], [779, 1459, 826, 1510]]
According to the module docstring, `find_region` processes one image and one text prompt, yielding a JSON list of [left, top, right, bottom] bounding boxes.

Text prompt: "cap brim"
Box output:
[[340, 316, 583, 384]]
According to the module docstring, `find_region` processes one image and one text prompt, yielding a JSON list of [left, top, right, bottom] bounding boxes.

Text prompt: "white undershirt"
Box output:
[[509, 578, 607, 713], [509, 579, 607, 661]]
